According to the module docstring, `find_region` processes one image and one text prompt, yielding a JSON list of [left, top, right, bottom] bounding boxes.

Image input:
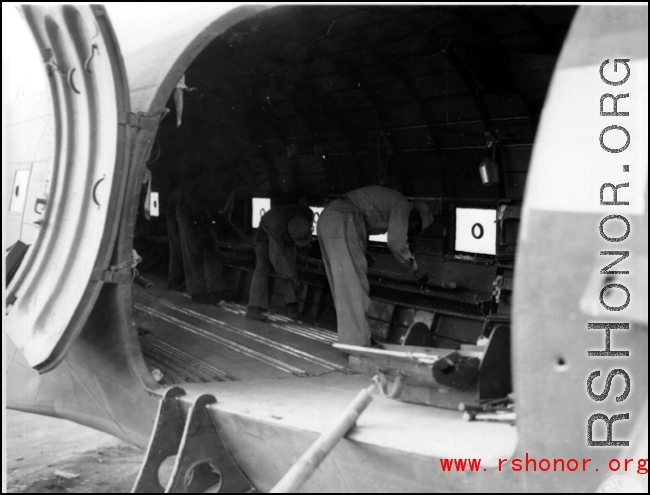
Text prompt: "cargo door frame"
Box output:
[[112, 5, 272, 385]]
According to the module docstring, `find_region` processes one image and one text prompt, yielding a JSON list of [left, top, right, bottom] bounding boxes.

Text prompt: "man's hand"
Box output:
[[408, 258, 428, 284]]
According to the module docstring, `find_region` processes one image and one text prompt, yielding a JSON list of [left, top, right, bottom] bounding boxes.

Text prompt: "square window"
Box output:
[[454, 208, 497, 255], [252, 198, 271, 228]]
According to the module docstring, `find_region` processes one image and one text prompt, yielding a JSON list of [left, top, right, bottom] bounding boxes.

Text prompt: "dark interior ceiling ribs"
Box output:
[[152, 5, 577, 203]]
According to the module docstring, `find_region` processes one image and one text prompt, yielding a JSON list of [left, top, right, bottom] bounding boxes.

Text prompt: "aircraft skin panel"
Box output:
[[6, 159, 53, 248], [513, 6, 648, 491], [6, 91, 54, 164], [557, 5, 647, 70], [125, 5, 270, 115], [5, 5, 132, 372], [202, 376, 519, 493], [6, 89, 56, 257], [6, 284, 161, 450]]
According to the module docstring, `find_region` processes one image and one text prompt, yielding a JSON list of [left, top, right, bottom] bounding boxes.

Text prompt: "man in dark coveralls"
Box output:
[[246, 204, 314, 321], [317, 185, 433, 347], [167, 168, 239, 305]]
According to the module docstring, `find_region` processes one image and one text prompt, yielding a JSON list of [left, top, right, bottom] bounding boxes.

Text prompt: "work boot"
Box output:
[[211, 290, 234, 304], [246, 307, 268, 321], [286, 303, 301, 320], [168, 281, 186, 292]]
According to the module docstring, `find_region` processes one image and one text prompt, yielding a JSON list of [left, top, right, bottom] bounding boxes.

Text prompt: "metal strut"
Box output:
[[132, 387, 253, 493]]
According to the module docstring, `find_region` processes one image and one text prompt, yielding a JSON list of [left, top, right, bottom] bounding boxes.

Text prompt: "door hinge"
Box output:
[[120, 108, 170, 131], [92, 255, 141, 285]]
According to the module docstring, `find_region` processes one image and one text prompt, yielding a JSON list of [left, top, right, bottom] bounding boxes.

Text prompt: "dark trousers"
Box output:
[[247, 232, 298, 310], [167, 207, 228, 296], [317, 199, 371, 346]]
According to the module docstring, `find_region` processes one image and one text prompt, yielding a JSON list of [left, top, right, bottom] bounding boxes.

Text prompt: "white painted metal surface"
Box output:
[[5, 5, 130, 371]]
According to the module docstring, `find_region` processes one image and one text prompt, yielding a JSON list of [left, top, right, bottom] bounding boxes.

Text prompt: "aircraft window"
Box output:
[[150, 192, 160, 217], [454, 207, 497, 256], [252, 198, 271, 228], [9, 169, 31, 214], [369, 233, 388, 243]]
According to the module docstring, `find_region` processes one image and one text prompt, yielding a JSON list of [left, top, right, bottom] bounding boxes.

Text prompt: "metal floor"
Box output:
[[133, 276, 348, 386], [133, 275, 518, 469]]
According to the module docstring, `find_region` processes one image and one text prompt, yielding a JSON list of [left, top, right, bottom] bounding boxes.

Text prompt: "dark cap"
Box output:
[[288, 216, 313, 246]]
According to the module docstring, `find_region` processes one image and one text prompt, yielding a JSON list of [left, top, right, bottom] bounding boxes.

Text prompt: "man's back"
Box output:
[[345, 186, 409, 236], [259, 204, 314, 241]]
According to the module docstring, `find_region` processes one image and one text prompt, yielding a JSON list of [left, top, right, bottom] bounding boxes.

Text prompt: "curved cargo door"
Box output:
[[5, 5, 131, 373]]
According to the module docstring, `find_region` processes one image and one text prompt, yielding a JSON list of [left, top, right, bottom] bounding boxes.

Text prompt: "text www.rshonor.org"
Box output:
[[439, 455, 648, 473]]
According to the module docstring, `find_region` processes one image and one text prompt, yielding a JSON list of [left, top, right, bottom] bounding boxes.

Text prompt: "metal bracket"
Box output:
[[373, 371, 405, 400], [497, 205, 521, 247], [92, 257, 139, 285], [497, 204, 521, 221], [35, 197, 47, 214], [120, 108, 170, 131], [492, 275, 513, 304], [484, 130, 499, 150], [132, 387, 253, 493]]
